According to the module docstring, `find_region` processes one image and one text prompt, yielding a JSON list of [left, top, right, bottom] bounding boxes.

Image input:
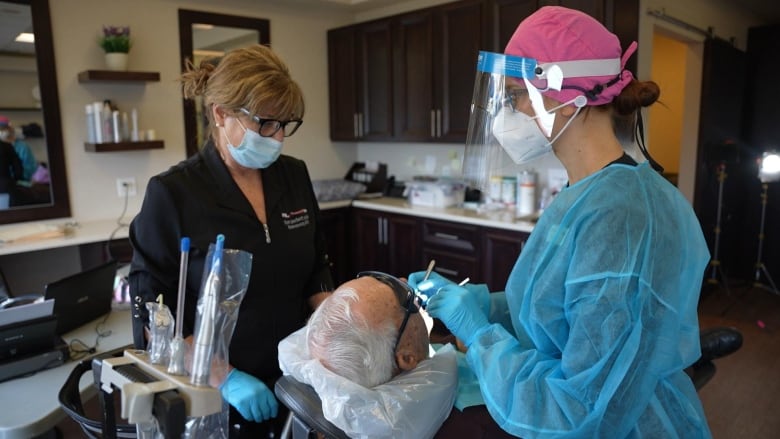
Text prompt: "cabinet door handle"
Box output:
[[434, 232, 459, 241], [436, 109, 442, 138], [382, 218, 388, 245], [377, 217, 383, 244], [430, 110, 436, 138], [353, 113, 358, 138], [358, 113, 364, 138], [436, 267, 458, 277]]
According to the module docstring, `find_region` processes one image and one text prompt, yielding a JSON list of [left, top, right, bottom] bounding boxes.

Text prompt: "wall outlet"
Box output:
[[116, 177, 137, 197]]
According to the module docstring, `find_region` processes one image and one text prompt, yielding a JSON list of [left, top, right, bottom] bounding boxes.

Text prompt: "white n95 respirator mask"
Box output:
[[491, 107, 552, 165]]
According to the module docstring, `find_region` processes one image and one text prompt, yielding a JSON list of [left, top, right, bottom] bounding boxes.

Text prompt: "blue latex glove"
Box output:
[[220, 369, 278, 423], [407, 270, 454, 295], [425, 284, 490, 347]]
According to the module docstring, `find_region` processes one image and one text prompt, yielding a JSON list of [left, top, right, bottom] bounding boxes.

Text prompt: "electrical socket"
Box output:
[[116, 177, 137, 197]]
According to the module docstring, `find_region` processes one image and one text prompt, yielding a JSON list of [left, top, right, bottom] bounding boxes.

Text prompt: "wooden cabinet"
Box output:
[[393, 0, 487, 142], [350, 204, 530, 292], [319, 207, 351, 286], [491, 0, 639, 71], [488, 0, 538, 51], [328, 0, 486, 143], [351, 208, 420, 276], [326, 0, 640, 142], [482, 226, 529, 291], [328, 20, 394, 141]]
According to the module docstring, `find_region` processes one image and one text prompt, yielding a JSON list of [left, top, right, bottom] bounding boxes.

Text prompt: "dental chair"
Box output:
[[274, 327, 743, 439], [275, 375, 349, 439]]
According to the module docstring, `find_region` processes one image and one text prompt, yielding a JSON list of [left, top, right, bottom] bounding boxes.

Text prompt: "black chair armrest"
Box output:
[[274, 375, 349, 439]]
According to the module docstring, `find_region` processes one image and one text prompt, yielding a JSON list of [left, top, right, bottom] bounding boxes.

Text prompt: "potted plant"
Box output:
[[99, 25, 131, 71]]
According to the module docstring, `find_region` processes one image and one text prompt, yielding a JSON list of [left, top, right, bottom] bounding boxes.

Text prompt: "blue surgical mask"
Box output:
[[224, 119, 282, 169]]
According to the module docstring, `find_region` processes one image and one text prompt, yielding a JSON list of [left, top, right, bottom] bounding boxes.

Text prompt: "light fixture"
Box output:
[[758, 151, 780, 183], [753, 150, 779, 295], [15, 32, 34, 43]]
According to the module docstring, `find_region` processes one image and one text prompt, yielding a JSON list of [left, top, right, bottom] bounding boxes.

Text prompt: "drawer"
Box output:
[[421, 248, 478, 283], [421, 219, 479, 254]]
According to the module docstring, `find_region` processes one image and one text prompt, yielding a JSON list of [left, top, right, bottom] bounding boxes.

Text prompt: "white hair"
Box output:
[[306, 287, 397, 388]]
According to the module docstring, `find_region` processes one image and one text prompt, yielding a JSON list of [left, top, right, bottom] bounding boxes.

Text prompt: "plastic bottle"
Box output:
[[516, 170, 537, 217], [488, 175, 503, 204], [501, 176, 516, 206]]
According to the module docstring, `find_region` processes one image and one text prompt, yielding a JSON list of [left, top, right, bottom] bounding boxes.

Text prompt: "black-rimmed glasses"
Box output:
[[356, 271, 421, 351], [239, 108, 303, 137]]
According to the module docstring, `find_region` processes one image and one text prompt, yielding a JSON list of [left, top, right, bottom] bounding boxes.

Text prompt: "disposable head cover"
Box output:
[[278, 328, 458, 439]]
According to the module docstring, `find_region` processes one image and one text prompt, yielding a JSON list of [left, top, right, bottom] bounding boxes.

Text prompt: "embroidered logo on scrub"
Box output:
[[281, 208, 310, 230]]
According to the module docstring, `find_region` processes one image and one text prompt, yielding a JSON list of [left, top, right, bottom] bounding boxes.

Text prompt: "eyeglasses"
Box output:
[[239, 108, 303, 137], [503, 88, 529, 113], [356, 271, 421, 351]]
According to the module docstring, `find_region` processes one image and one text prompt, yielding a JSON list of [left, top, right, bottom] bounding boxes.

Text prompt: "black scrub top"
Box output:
[[128, 141, 334, 384]]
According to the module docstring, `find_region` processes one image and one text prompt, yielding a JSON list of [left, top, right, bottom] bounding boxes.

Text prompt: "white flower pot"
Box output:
[[104, 52, 128, 71]]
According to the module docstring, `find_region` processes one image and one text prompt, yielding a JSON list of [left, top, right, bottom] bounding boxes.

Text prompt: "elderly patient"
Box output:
[[278, 272, 516, 439], [307, 271, 431, 387]]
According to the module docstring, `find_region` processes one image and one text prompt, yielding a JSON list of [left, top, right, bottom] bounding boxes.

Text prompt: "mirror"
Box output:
[[178, 9, 270, 157], [0, 0, 69, 224]]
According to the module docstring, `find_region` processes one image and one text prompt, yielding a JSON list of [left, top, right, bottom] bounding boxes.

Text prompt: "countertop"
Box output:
[[0, 197, 532, 257], [350, 197, 536, 233]]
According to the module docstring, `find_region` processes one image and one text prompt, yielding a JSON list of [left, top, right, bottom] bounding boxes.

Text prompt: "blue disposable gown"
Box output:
[[466, 162, 712, 438]]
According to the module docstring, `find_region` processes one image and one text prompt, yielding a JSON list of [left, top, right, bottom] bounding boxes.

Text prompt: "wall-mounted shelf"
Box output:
[[0, 107, 42, 112], [85, 140, 164, 152], [77, 70, 160, 83]]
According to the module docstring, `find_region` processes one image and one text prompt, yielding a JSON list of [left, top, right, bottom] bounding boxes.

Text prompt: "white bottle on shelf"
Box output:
[[131, 108, 139, 141], [102, 100, 113, 143], [92, 102, 103, 144], [85, 104, 96, 143]]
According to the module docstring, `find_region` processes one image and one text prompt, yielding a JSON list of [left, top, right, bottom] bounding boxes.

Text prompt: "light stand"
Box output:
[[706, 162, 731, 294], [753, 152, 780, 295]]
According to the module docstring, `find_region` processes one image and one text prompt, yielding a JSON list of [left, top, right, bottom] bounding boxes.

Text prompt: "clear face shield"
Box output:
[[462, 51, 618, 195]]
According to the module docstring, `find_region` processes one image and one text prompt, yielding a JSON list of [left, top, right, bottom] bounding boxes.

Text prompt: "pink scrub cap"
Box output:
[[0, 116, 9, 127], [505, 6, 637, 106]]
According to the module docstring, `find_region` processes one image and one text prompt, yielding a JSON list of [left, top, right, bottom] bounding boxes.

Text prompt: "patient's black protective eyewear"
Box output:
[[356, 271, 421, 351]]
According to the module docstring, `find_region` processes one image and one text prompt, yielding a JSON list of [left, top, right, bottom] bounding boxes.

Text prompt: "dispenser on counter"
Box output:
[[345, 161, 387, 196]]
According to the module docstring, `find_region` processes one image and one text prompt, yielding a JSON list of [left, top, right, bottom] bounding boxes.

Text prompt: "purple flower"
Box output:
[[99, 25, 132, 53]]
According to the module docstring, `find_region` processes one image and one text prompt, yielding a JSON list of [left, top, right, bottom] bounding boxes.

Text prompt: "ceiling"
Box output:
[[0, 1, 33, 56]]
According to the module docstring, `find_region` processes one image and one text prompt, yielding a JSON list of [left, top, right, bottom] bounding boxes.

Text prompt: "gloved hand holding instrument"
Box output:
[[425, 283, 491, 348], [408, 269, 491, 316]]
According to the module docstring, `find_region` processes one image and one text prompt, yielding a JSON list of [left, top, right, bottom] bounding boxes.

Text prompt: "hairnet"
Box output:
[[505, 6, 637, 106]]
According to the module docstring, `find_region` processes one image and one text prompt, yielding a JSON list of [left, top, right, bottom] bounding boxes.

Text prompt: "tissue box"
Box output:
[[406, 179, 466, 208]]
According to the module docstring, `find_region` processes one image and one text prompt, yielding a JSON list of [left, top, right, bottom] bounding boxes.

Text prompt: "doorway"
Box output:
[[178, 10, 271, 158], [648, 25, 704, 204]]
